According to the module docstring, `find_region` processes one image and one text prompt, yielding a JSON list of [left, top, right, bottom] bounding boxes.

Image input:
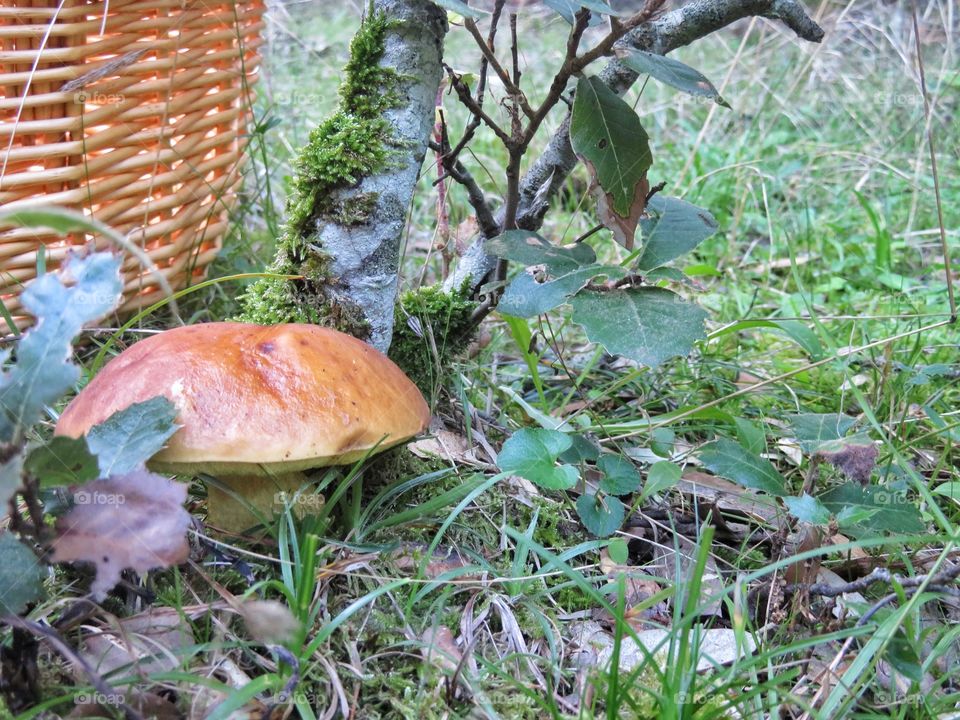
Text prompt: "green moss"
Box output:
[[237, 6, 398, 330], [389, 284, 477, 395]]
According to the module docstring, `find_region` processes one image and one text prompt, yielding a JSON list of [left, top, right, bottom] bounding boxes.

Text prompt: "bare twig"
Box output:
[[788, 562, 960, 598], [445, 64, 513, 146], [2, 616, 145, 720], [429, 141, 499, 241], [446, 0, 506, 165]]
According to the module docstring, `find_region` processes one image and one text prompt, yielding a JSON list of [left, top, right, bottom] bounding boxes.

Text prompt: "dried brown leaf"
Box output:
[[388, 543, 480, 581], [583, 158, 649, 250], [420, 625, 462, 675], [51, 471, 191, 599], [816, 438, 878, 484], [241, 599, 301, 646], [678, 470, 780, 523], [649, 534, 724, 617], [81, 607, 194, 678]]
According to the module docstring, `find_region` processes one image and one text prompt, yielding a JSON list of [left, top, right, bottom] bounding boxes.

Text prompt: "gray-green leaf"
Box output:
[[0, 253, 122, 443], [488, 231, 597, 274], [698, 439, 787, 496], [430, 0, 485, 18], [637, 196, 718, 271], [570, 287, 707, 368], [498, 428, 579, 490], [784, 493, 830, 524], [570, 75, 652, 247], [788, 413, 857, 453], [559, 434, 601, 464], [641, 460, 681, 501], [819, 483, 923, 536], [86, 396, 179, 476], [0, 532, 45, 615], [617, 49, 730, 107], [544, 0, 619, 24]]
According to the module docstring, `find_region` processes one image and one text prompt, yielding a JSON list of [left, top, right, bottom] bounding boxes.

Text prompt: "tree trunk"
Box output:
[[239, 0, 447, 352], [328, 0, 447, 351]]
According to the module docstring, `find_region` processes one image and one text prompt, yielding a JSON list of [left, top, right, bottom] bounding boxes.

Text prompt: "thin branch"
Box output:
[[445, 64, 513, 146], [443, 0, 826, 296], [429, 140, 499, 240], [463, 16, 534, 121], [788, 562, 960, 598], [2, 616, 145, 720], [447, 0, 506, 164]]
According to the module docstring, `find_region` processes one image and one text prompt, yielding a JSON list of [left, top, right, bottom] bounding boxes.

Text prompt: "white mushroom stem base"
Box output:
[[205, 472, 323, 532]]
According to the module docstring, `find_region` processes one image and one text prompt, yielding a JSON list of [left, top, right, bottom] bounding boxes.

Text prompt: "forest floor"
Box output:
[[11, 1, 960, 718]]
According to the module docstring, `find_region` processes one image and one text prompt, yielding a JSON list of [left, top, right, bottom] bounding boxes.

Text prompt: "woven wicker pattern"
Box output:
[[0, 0, 264, 328]]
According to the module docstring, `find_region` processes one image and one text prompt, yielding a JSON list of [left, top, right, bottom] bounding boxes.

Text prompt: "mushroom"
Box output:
[[56, 322, 430, 531]]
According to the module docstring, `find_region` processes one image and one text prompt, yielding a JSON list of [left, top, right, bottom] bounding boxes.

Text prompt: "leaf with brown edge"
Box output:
[[571, 75, 652, 249], [50, 470, 190, 599]]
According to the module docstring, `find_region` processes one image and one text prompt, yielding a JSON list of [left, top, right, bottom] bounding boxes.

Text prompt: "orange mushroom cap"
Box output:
[[56, 322, 430, 475]]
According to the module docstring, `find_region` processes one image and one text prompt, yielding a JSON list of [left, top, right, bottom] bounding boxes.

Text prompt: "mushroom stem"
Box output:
[[205, 472, 322, 532]]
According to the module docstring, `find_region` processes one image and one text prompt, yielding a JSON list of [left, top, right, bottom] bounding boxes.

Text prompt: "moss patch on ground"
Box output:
[[389, 284, 477, 396]]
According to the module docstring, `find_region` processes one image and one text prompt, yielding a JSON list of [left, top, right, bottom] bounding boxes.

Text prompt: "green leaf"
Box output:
[[86, 397, 179, 476], [819, 483, 924, 536], [788, 413, 857, 453], [559, 434, 601, 464], [570, 75, 652, 247], [734, 418, 766, 456], [617, 49, 730, 107], [0, 532, 46, 615], [698, 439, 787, 496], [544, 0, 619, 24], [0, 454, 24, 521], [498, 265, 624, 318], [637, 196, 718, 270], [886, 634, 924, 683], [489, 231, 627, 317], [0, 253, 122, 443], [650, 428, 675, 458], [570, 287, 707, 368], [576, 493, 625, 537], [607, 537, 629, 564], [498, 428, 579, 490], [784, 493, 830, 525], [25, 436, 98, 487], [598, 454, 641, 496], [0, 206, 107, 237], [430, 0, 485, 18], [488, 230, 597, 274], [641, 460, 681, 501]]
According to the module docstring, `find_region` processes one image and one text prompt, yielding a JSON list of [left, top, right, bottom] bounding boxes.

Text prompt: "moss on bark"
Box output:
[[236, 7, 398, 333]]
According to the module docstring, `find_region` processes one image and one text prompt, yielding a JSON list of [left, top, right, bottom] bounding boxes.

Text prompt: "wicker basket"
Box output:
[[0, 0, 264, 329]]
